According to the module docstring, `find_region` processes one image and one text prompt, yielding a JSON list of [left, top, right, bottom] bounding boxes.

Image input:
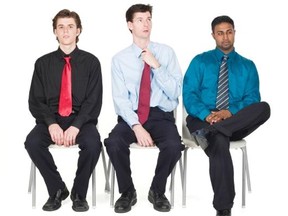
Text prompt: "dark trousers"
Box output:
[[104, 107, 184, 195], [24, 114, 102, 198], [186, 101, 270, 210]]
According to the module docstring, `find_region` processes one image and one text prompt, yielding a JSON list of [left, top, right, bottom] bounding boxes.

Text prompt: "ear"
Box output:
[[127, 21, 133, 32], [211, 32, 216, 40], [76, 28, 81, 36]]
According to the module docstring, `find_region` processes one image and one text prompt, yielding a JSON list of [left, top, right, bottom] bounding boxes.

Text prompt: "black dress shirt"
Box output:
[[28, 46, 103, 129]]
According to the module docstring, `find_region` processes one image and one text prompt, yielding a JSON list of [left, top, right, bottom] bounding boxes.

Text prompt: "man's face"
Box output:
[[54, 17, 80, 46], [128, 11, 152, 40], [212, 22, 235, 53]]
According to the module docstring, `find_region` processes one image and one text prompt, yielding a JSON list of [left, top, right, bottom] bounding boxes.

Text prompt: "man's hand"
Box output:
[[48, 123, 64, 145], [63, 126, 80, 147], [132, 124, 154, 147], [141, 48, 160, 69], [206, 110, 232, 125]]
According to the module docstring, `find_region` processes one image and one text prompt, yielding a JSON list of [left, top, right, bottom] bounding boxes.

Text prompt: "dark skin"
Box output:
[[205, 110, 232, 125]]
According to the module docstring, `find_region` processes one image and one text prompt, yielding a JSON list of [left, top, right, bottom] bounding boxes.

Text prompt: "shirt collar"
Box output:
[[214, 47, 236, 61], [56, 46, 79, 59], [132, 42, 153, 58]]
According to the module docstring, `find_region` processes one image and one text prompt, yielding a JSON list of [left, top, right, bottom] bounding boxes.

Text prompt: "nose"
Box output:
[[63, 27, 69, 33]]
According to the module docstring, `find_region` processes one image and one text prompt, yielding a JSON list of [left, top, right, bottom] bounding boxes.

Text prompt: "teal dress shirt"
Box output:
[[183, 48, 260, 121]]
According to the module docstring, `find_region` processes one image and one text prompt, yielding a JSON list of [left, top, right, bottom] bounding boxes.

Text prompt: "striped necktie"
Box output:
[[216, 55, 229, 110]]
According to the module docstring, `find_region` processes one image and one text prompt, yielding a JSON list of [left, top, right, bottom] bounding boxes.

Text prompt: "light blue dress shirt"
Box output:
[[111, 42, 182, 127], [183, 48, 261, 121]]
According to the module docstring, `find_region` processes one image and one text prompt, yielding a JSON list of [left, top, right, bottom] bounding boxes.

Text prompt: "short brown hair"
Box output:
[[125, 4, 152, 22], [52, 9, 82, 43]]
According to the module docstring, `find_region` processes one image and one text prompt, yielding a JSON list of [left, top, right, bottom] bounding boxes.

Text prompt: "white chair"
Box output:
[[106, 143, 179, 208], [181, 107, 251, 208], [28, 145, 109, 209]]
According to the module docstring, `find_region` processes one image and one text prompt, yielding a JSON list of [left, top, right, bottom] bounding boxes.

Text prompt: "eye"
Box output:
[[227, 30, 233, 34]]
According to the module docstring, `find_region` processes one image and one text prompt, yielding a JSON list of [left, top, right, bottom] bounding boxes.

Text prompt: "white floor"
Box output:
[[2, 129, 286, 216]]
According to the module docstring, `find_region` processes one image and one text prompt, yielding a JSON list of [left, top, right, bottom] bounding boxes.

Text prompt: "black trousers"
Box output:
[[186, 101, 270, 210], [24, 113, 102, 198], [104, 107, 184, 195]]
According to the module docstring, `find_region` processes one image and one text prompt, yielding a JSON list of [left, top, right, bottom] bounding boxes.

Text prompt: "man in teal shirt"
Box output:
[[183, 15, 270, 216]]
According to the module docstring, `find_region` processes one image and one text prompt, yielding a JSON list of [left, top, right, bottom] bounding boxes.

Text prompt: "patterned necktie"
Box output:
[[138, 62, 151, 124], [216, 55, 229, 110], [58, 56, 72, 116]]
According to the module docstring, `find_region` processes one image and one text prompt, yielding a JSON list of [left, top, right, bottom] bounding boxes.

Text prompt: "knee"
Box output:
[[24, 133, 42, 153], [80, 135, 102, 155], [208, 134, 230, 155], [260, 101, 271, 120], [161, 139, 183, 159], [104, 136, 121, 154]]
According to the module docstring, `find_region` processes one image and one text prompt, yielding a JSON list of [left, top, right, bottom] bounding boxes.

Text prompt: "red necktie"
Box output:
[[138, 62, 151, 124], [58, 56, 72, 116]]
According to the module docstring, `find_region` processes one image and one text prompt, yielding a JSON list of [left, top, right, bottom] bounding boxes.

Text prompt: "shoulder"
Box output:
[[112, 45, 134, 63], [191, 49, 215, 63], [234, 51, 256, 66], [35, 50, 57, 63], [77, 48, 100, 63], [34, 50, 59, 70], [150, 41, 175, 53]]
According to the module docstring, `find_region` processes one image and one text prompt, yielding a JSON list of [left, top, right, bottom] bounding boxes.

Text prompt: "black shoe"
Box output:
[[114, 190, 137, 213], [191, 128, 211, 150], [42, 186, 69, 211], [70, 192, 89, 212], [216, 209, 231, 216], [148, 189, 171, 212]]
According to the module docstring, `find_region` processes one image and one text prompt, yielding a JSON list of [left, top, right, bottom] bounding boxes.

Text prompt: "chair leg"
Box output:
[[92, 168, 96, 208], [169, 164, 176, 208], [110, 163, 115, 208], [241, 146, 252, 208], [178, 152, 184, 188], [106, 160, 112, 192], [28, 161, 33, 193], [182, 147, 189, 207], [243, 146, 252, 192], [28, 161, 36, 208], [101, 149, 110, 193], [241, 147, 246, 208]]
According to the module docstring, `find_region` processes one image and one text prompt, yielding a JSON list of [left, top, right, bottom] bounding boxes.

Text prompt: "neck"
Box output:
[[133, 37, 150, 50], [59, 44, 77, 55]]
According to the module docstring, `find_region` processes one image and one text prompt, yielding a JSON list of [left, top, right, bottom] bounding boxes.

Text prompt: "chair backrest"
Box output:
[[182, 105, 198, 148]]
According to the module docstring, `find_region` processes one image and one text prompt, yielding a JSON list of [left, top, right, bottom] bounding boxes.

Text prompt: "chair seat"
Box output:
[[182, 138, 247, 149], [129, 143, 157, 149]]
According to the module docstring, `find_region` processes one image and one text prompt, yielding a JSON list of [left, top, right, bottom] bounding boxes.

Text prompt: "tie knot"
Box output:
[[223, 55, 228, 61], [64, 56, 71, 63]]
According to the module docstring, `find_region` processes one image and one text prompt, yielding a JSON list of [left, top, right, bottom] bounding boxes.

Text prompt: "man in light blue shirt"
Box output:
[[104, 4, 183, 213], [183, 15, 270, 216]]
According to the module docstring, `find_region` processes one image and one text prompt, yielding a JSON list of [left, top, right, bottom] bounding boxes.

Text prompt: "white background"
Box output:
[[0, 0, 286, 215]]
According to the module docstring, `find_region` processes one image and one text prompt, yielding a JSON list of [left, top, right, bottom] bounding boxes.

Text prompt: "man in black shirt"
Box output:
[[24, 9, 103, 212]]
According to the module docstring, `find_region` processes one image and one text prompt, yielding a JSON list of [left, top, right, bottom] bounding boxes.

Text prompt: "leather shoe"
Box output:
[[191, 128, 212, 150], [114, 190, 137, 213], [148, 189, 171, 212], [42, 186, 69, 211], [70, 192, 89, 212], [216, 209, 231, 216]]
